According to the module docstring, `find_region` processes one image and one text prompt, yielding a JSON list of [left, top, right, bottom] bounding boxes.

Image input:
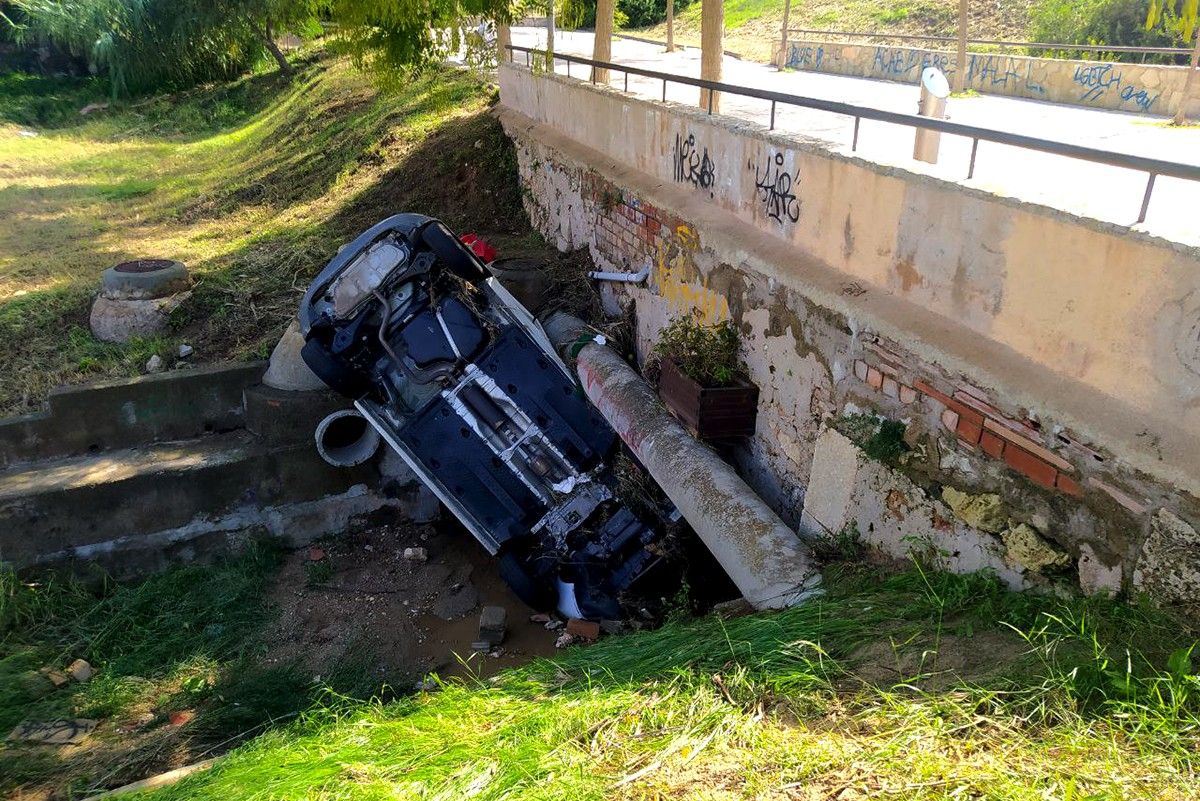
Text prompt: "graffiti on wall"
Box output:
[[785, 44, 824, 70], [965, 54, 1046, 95], [1072, 63, 1159, 112], [672, 133, 716, 197], [871, 47, 952, 80], [653, 224, 729, 324], [749, 152, 801, 225]]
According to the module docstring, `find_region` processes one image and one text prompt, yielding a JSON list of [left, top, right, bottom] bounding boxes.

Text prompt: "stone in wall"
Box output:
[[1133, 509, 1200, 607], [1001, 523, 1071, 573]]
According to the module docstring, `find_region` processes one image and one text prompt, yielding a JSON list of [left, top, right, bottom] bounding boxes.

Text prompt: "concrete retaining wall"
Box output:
[[498, 63, 1200, 610], [775, 39, 1200, 117]]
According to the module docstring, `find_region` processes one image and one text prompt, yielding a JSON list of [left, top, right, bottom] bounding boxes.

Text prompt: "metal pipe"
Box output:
[[541, 313, 823, 610]]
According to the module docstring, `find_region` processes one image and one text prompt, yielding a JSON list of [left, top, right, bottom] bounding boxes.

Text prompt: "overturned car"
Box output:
[[299, 214, 674, 621]]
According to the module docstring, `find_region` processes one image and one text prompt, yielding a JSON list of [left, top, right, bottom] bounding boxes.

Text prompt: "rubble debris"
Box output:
[[403, 547, 428, 562], [67, 659, 93, 683], [1002, 523, 1071, 573], [599, 619, 625, 635], [565, 618, 601, 641], [39, 667, 70, 688], [145, 354, 164, 373], [178, 343, 194, 358], [941, 488, 1007, 533], [554, 632, 579, 649], [307, 546, 326, 562], [710, 598, 754, 620], [543, 619, 564, 631], [7, 719, 97, 745], [168, 710, 195, 726], [478, 606, 507, 646], [529, 613, 552, 624]]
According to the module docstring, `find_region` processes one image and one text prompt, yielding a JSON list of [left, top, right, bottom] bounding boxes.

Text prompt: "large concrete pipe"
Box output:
[[315, 409, 382, 468], [543, 313, 822, 609]]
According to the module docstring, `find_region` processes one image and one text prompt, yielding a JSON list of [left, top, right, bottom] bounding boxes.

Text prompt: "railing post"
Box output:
[[663, 78, 667, 102], [1138, 173, 1157, 223], [852, 117, 860, 151], [968, 138, 980, 179], [778, 0, 792, 69], [624, 71, 629, 92], [770, 100, 776, 130]]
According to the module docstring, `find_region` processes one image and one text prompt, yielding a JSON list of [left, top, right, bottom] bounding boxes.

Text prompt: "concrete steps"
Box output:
[[0, 363, 435, 578]]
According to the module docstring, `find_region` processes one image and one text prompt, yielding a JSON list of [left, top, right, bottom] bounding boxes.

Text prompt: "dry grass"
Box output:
[[0, 48, 541, 416]]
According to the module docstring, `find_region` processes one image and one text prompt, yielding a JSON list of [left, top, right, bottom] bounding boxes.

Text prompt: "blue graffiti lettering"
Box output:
[[967, 54, 1022, 89], [786, 44, 824, 70], [1073, 63, 1158, 111], [871, 48, 951, 80]]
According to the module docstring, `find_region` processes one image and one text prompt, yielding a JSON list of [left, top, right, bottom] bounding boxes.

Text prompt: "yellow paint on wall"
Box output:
[[653, 226, 730, 324]]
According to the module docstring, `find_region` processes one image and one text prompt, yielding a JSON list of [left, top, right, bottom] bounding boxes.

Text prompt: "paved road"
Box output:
[[510, 29, 1200, 247]]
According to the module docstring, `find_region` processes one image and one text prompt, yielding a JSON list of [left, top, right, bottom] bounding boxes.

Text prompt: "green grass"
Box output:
[[0, 48, 529, 416], [131, 566, 1199, 801], [0, 544, 323, 796]]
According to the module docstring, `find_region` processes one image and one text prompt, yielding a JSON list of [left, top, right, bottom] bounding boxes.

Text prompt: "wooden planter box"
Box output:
[[657, 358, 759, 439]]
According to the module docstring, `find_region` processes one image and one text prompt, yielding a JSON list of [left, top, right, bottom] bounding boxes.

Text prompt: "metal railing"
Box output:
[[782, 29, 1193, 58], [505, 45, 1200, 224]]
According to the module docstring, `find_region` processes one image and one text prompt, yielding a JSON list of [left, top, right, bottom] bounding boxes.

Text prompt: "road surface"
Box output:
[[509, 29, 1200, 248]]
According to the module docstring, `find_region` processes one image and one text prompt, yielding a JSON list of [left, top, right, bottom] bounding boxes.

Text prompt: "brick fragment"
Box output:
[[565, 618, 601, 640], [1004, 446, 1057, 489], [956, 417, 983, 445], [914, 380, 954, 407], [941, 409, 960, 431], [1056, 473, 1083, 497], [980, 430, 1006, 460], [982, 419, 1073, 473], [898, 385, 917, 404], [881, 377, 900, 399], [853, 360, 868, 382], [866, 367, 884, 390]]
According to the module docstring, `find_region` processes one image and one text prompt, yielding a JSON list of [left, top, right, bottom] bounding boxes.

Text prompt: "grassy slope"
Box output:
[[137, 565, 1199, 801], [628, 0, 1037, 64], [0, 50, 535, 416]]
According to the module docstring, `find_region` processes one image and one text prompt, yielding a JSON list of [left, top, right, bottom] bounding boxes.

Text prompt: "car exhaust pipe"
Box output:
[[315, 409, 381, 467]]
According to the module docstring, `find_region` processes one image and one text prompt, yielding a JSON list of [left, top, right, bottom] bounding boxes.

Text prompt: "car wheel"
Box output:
[[498, 550, 556, 612]]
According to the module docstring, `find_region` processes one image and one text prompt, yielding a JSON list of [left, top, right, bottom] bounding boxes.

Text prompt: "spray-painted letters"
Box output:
[[749, 152, 801, 224], [672, 133, 716, 196]]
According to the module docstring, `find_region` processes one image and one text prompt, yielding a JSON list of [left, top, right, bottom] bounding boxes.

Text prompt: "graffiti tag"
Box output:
[[672, 133, 716, 196], [786, 44, 824, 70], [872, 47, 950, 79], [7, 719, 98, 745], [749, 152, 801, 224], [1073, 64, 1158, 112]]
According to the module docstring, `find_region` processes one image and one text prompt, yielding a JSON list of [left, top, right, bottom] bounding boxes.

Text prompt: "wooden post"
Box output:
[[953, 0, 967, 93], [593, 0, 614, 83], [699, 0, 723, 112], [666, 0, 675, 52], [778, 0, 792, 69], [1177, 23, 1200, 126]]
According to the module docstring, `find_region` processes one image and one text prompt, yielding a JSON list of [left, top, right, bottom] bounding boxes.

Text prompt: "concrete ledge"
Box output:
[[0, 362, 267, 467]]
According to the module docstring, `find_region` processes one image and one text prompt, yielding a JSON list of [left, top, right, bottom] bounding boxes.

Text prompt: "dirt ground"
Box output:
[[263, 516, 563, 686]]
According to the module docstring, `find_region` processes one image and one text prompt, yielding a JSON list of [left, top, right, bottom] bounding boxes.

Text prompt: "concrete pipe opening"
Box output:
[[315, 410, 381, 467]]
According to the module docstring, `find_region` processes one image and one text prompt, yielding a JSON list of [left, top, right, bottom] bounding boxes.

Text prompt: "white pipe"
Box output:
[[588, 264, 650, 283], [315, 409, 382, 468]]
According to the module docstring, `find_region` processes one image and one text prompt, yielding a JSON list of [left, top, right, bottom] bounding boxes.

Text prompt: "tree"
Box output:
[[1147, 0, 1199, 124]]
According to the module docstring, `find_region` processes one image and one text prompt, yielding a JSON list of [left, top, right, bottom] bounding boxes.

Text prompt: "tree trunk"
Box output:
[[699, 0, 723, 112], [952, 0, 967, 93], [1176, 24, 1200, 126], [496, 23, 512, 64], [260, 19, 293, 77], [778, 0, 792, 69], [547, 0, 555, 55], [666, 0, 675, 53], [593, 0, 615, 83]]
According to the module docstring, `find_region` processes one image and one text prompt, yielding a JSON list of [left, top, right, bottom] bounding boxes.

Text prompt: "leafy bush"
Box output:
[[1029, 0, 1184, 63], [652, 313, 742, 387], [558, 0, 692, 30]]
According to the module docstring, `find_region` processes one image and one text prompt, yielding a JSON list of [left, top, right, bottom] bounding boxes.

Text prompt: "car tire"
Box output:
[[498, 550, 556, 612], [421, 221, 489, 283], [101, 259, 190, 300]]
